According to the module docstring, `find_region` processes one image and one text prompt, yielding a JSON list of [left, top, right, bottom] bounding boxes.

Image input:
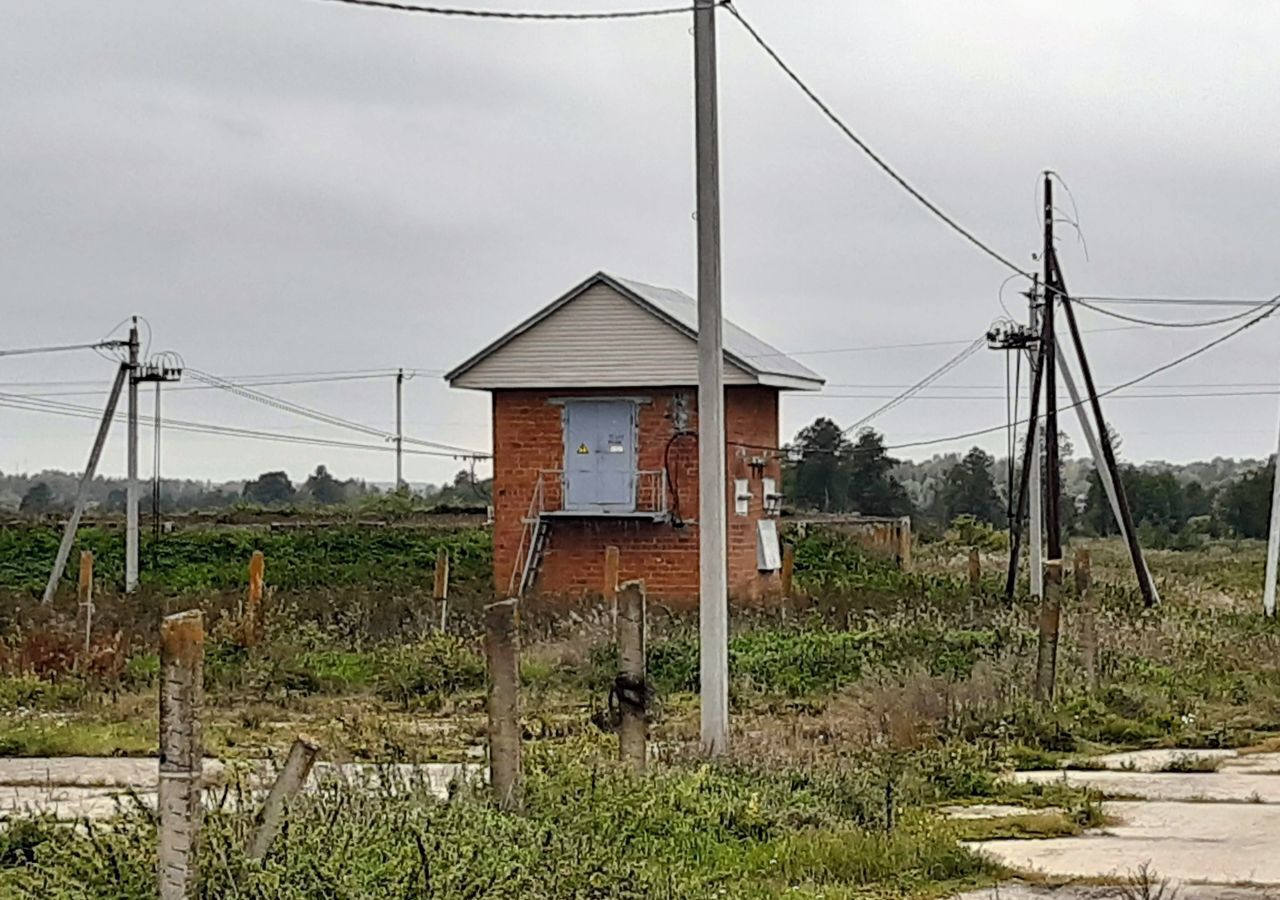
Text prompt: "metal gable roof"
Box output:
[[444, 271, 824, 390]]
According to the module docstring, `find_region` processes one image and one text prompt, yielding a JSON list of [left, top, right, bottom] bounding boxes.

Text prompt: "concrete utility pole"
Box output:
[[43, 364, 129, 604], [694, 0, 729, 756], [1028, 289, 1044, 601], [1057, 340, 1159, 605], [1264, 411, 1280, 616], [395, 368, 405, 492], [126, 319, 140, 593]]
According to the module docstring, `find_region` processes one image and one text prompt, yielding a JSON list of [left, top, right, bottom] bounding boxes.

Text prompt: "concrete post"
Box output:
[[1034, 560, 1063, 703], [1076, 548, 1097, 691], [616, 580, 647, 773], [248, 737, 322, 861], [78, 551, 94, 656], [244, 550, 265, 647], [485, 598, 522, 811], [158, 610, 204, 900]]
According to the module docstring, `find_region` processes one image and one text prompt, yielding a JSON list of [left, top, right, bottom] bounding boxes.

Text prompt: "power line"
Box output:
[[843, 337, 985, 433], [733, 300, 1280, 457], [0, 341, 125, 359], [723, 2, 1030, 279], [1077, 295, 1276, 307], [187, 368, 486, 456], [317, 0, 710, 20], [1072, 294, 1280, 329], [0, 393, 486, 459], [745, 325, 1139, 359]]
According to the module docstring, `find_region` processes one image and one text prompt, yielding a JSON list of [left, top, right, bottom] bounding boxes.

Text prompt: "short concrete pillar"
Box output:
[[485, 598, 522, 811], [616, 580, 648, 773], [244, 550, 265, 647], [248, 737, 322, 861], [158, 610, 204, 899]]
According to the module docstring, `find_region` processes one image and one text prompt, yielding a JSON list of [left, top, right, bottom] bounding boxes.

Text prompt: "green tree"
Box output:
[[846, 429, 914, 517], [18, 482, 53, 515], [302, 465, 346, 506], [1220, 459, 1275, 539], [784, 418, 853, 511], [242, 471, 296, 506], [937, 447, 1002, 525]]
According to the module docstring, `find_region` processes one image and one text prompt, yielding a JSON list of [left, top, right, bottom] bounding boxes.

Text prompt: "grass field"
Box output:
[[0, 522, 1276, 896]]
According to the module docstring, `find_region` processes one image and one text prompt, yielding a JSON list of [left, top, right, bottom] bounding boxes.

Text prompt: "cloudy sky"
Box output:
[[2, 0, 1278, 486]]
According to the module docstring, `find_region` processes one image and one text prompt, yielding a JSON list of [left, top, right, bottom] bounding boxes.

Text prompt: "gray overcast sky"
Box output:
[[2, 0, 1278, 485]]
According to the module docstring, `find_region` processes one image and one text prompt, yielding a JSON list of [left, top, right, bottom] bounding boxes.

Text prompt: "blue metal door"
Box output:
[[564, 401, 635, 511]]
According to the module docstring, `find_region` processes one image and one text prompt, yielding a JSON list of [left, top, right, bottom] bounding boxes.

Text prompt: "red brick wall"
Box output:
[[491, 386, 781, 605]]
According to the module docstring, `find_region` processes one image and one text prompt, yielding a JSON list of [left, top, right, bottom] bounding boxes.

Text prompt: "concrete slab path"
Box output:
[[973, 749, 1280, 891]]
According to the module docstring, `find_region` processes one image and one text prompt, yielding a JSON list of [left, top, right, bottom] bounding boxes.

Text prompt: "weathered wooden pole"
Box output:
[[968, 547, 982, 595], [158, 610, 204, 900], [248, 737, 322, 862], [780, 543, 795, 600], [1076, 548, 1096, 691], [616, 580, 648, 773], [434, 547, 450, 632], [78, 551, 94, 656], [485, 598, 522, 811], [244, 550, 265, 647], [1034, 559, 1063, 702]]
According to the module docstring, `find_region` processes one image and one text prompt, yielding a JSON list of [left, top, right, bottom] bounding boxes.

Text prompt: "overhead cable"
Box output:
[[317, 0, 713, 20], [723, 2, 1030, 279]]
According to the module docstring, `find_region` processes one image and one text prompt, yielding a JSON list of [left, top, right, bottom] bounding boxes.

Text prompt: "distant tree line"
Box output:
[[783, 416, 1277, 545], [2, 465, 491, 516]]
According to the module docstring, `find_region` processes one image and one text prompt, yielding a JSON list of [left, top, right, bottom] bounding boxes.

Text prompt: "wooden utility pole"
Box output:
[[780, 543, 795, 599], [1037, 174, 1064, 701], [485, 598, 522, 811], [1005, 323, 1051, 599], [126, 319, 140, 594], [616, 580, 647, 772], [1051, 220, 1158, 608], [694, 0, 729, 757], [158, 610, 204, 899], [43, 363, 128, 604], [434, 547, 450, 631]]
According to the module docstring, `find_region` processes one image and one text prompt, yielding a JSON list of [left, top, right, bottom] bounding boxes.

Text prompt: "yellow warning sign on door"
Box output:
[[577, 443, 590, 455]]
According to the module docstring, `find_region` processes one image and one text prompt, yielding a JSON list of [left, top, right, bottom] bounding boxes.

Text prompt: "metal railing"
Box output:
[[535, 469, 668, 516]]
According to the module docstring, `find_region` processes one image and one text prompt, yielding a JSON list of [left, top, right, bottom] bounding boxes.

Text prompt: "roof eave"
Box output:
[[757, 373, 825, 391]]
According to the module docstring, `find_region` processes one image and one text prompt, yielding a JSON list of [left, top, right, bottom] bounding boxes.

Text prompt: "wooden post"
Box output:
[[1034, 560, 1063, 703], [485, 598, 522, 811], [248, 737, 322, 861], [244, 550, 265, 647], [78, 551, 94, 656], [897, 517, 913, 572], [1076, 548, 1096, 691], [616, 580, 647, 773], [968, 547, 982, 595], [158, 610, 204, 900], [780, 543, 795, 599], [434, 547, 450, 632]]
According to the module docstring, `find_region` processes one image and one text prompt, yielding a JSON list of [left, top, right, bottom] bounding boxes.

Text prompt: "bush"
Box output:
[[373, 635, 485, 710]]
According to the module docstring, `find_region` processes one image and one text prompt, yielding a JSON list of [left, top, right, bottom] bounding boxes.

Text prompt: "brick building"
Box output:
[[445, 272, 823, 604]]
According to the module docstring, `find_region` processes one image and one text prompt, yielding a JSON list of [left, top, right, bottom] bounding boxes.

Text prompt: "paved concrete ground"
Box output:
[[0, 757, 478, 819], [971, 750, 1280, 892]]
